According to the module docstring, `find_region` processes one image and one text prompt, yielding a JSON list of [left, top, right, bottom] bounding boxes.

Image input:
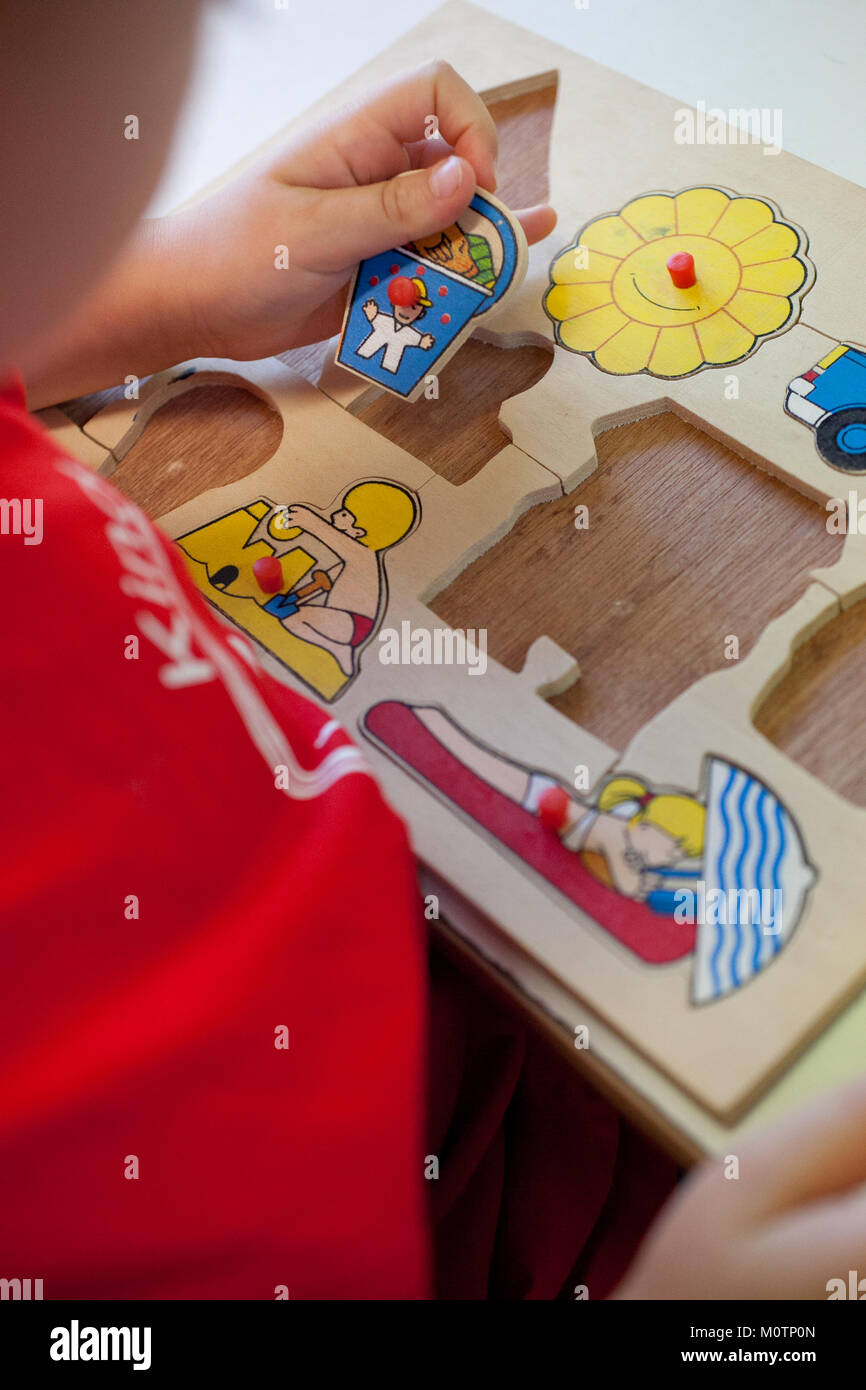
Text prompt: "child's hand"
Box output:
[[173, 60, 556, 362], [24, 62, 556, 407], [614, 1075, 866, 1300]]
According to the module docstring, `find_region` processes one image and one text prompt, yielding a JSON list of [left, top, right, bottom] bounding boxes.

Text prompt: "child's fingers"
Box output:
[[374, 135, 554, 244], [515, 204, 557, 246], [404, 136, 453, 170], [277, 62, 498, 192], [740, 1184, 866, 1299], [301, 156, 478, 271], [617, 1077, 866, 1300], [350, 60, 498, 190], [728, 1074, 866, 1220]]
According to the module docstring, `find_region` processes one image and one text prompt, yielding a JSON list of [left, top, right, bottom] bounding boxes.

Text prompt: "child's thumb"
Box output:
[[325, 156, 475, 267]]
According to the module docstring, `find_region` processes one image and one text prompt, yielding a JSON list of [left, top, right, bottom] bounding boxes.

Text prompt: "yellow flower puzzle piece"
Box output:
[[545, 186, 814, 379]]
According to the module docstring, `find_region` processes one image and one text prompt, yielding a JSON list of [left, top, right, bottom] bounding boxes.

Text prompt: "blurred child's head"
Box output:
[[0, 0, 201, 377]]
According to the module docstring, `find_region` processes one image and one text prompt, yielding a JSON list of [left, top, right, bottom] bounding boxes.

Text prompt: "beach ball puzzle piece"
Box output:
[[545, 185, 815, 380], [336, 189, 528, 402]]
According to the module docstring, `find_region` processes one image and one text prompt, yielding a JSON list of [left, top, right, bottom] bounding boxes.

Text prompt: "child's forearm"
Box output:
[[20, 218, 197, 410]]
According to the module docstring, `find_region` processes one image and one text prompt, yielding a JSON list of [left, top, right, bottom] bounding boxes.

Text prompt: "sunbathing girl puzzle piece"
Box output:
[[362, 701, 816, 1006], [335, 188, 528, 401], [176, 479, 421, 700]]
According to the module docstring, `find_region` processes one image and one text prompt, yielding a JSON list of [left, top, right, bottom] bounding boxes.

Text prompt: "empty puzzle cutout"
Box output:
[[754, 592, 866, 809], [176, 479, 421, 701]]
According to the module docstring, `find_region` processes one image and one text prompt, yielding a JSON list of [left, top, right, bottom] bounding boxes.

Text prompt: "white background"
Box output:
[[149, 0, 866, 214]]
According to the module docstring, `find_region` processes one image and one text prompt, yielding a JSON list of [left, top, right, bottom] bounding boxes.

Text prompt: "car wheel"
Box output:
[[816, 406, 866, 472]]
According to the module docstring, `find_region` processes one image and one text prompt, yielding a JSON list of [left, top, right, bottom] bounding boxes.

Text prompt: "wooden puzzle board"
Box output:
[[65, 2, 866, 1156]]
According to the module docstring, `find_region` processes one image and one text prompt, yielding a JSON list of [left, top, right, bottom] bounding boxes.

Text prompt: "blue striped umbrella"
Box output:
[[691, 757, 816, 1004]]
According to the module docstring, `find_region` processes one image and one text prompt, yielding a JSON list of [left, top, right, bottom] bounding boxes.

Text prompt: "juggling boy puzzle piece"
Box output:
[[335, 188, 528, 401], [176, 480, 421, 701]]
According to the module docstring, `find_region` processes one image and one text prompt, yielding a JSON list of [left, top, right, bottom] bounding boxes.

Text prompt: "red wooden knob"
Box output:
[[387, 275, 419, 307], [253, 556, 284, 594], [667, 251, 696, 289], [538, 785, 571, 832]]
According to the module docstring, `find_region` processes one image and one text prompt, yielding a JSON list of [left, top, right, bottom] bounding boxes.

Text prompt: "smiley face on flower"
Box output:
[[544, 187, 814, 379]]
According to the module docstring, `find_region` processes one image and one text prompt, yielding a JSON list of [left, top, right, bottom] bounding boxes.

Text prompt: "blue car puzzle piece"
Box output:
[[786, 343, 866, 471]]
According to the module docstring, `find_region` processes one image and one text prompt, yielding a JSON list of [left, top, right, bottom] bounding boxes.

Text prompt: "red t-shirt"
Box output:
[[0, 379, 430, 1299]]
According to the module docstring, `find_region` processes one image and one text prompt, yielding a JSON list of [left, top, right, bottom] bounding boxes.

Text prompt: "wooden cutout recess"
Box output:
[[103, 385, 282, 517], [434, 410, 842, 750], [754, 595, 866, 809]]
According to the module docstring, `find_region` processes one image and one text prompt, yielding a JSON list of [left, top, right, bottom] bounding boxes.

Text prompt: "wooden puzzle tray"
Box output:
[[53, 2, 866, 1160]]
